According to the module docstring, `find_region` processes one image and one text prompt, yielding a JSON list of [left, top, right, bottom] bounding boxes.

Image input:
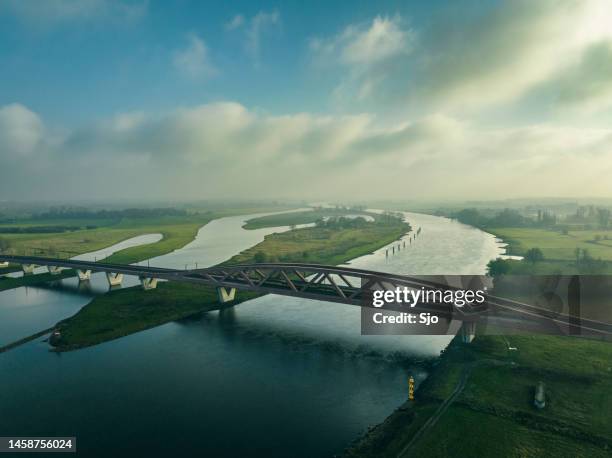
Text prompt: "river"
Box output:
[[0, 211, 505, 457]]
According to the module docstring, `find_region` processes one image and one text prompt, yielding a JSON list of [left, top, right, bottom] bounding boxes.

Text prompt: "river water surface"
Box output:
[[0, 212, 505, 457]]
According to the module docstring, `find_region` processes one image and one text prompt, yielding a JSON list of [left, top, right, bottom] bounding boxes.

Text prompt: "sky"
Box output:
[[1, 0, 612, 202]]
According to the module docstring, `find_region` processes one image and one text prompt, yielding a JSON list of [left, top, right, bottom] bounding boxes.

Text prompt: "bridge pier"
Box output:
[[105, 272, 124, 287], [217, 287, 236, 303], [76, 269, 92, 281], [460, 321, 477, 344], [22, 264, 37, 274], [139, 276, 158, 290], [47, 266, 63, 275]]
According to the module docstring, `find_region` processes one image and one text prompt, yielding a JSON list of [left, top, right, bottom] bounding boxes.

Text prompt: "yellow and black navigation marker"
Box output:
[[408, 376, 415, 401]]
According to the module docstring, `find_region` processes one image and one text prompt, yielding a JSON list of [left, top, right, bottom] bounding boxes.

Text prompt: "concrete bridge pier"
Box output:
[[106, 272, 124, 287], [76, 269, 92, 281], [48, 266, 63, 275], [22, 264, 37, 274], [139, 276, 158, 290], [217, 287, 236, 303], [460, 321, 477, 344]]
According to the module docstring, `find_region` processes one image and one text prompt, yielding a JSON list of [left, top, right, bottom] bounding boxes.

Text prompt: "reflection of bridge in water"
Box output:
[[1, 255, 611, 341]]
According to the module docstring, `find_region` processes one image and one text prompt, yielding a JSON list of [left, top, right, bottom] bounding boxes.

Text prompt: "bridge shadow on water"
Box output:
[[174, 301, 440, 369]]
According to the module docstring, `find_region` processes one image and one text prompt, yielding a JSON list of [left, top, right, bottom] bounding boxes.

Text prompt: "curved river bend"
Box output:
[[0, 212, 504, 457]]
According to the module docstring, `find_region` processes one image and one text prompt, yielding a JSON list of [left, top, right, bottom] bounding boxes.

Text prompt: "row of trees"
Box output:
[[453, 208, 530, 228], [569, 206, 611, 228], [33, 207, 188, 220], [454, 206, 612, 230], [314, 216, 370, 229]]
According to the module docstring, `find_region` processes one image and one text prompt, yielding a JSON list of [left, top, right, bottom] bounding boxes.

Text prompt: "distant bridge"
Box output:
[[1, 255, 611, 340]]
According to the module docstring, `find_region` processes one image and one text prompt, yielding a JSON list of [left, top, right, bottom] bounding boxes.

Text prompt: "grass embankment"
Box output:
[[345, 334, 612, 457], [53, 283, 260, 351], [0, 206, 296, 292], [51, 216, 409, 351], [230, 220, 408, 266], [490, 227, 612, 274], [243, 208, 369, 229], [0, 205, 296, 257], [0, 215, 214, 292]]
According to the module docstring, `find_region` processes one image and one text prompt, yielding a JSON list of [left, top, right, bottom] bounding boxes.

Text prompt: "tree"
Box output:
[[487, 258, 510, 277], [597, 208, 610, 229], [524, 247, 544, 264], [0, 237, 10, 254], [454, 208, 484, 227], [253, 251, 267, 263]]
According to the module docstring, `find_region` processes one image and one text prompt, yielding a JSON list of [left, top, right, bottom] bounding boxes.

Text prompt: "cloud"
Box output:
[[0, 0, 148, 25], [2, 102, 612, 201], [225, 14, 244, 31], [227, 10, 281, 64], [173, 33, 218, 79], [310, 15, 412, 66], [543, 41, 612, 114], [0, 104, 45, 157], [408, 0, 612, 111], [310, 15, 413, 107], [314, 1, 612, 116]]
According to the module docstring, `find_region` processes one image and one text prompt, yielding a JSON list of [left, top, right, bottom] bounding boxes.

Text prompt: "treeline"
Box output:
[[314, 216, 370, 229], [453, 208, 551, 228], [0, 225, 94, 234], [32, 207, 188, 220], [454, 206, 611, 230], [313, 212, 405, 230], [567, 205, 611, 228]]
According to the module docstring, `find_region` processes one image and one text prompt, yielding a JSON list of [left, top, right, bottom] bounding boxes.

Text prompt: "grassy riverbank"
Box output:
[[489, 226, 612, 274], [230, 216, 408, 265], [242, 208, 369, 229], [0, 205, 296, 292], [50, 216, 409, 351], [53, 283, 261, 351], [345, 334, 612, 457], [1, 206, 293, 258], [345, 211, 612, 457]]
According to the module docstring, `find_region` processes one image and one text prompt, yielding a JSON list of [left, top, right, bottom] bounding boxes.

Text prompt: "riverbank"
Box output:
[[242, 208, 370, 229], [487, 226, 612, 274], [0, 206, 296, 258], [343, 213, 612, 457], [50, 216, 409, 351], [51, 283, 261, 351], [0, 206, 298, 292], [345, 333, 612, 457]]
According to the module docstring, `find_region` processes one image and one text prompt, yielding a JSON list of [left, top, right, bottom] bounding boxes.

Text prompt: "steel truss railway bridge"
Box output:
[[1, 255, 610, 341]]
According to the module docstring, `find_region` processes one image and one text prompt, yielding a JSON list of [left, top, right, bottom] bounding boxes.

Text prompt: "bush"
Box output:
[[487, 258, 511, 277], [524, 247, 544, 264], [0, 237, 10, 253]]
